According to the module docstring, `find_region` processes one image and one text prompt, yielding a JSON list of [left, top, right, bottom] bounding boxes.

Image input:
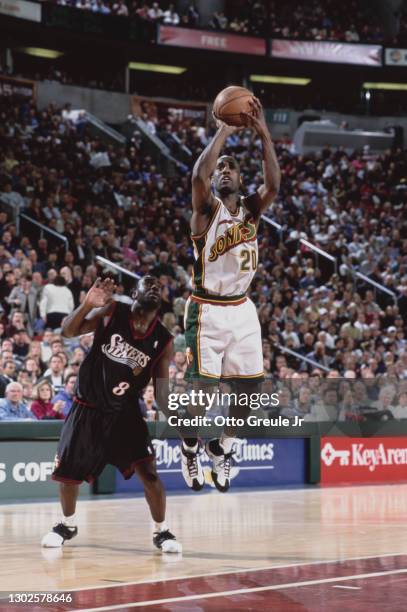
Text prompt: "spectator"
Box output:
[[152, 252, 176, 279], [30, 380, 65, 420], [12, 330, 31, 359], [41, 355, 65, 393], [186, 3, 199, 27], [308, 388, 340, 421], [6, 275, 39, 333], [393, 392, 407, 419], [23, 356, 41, 384], [140, 383, 160, 421], [0, 360, 17, 395], [147, 2, 162, 20], [0, 382, 33, 420], [371, 385, 397, 420], [52, 373, 77, 417], [280, 386, 312, 419], [307, 342, 331, 370], [40, 329, 54, 364], [163, 3, 180, 25], [112, 0, 129, 16], [6, 311, 26, 336], [39, 275, 74, 330]]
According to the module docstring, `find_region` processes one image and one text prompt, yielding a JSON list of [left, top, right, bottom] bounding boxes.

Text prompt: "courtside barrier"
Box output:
[[1, 421, 407, 500]]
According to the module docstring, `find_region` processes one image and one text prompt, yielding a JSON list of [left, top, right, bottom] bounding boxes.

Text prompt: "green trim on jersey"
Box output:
[[184, 300, 220, 382], [191, 235, 206, 292]]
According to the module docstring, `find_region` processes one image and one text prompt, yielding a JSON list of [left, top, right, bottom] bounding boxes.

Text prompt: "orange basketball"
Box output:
[[213, 86, 254, 127]]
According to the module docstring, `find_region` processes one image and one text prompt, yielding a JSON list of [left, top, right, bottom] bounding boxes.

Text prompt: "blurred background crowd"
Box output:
[[52, 0, 407, 45], [0, 92, 406, 422]]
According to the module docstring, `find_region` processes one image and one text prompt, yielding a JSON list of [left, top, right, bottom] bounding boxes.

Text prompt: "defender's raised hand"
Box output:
[[84, 277, 116, 309]]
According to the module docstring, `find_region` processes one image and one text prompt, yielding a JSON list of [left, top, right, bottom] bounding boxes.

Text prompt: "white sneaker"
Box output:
[[153, 530, 182, 553], [206, 438, 236, 492], [181, 442, 204, 491], [41, 523, 78, 548]]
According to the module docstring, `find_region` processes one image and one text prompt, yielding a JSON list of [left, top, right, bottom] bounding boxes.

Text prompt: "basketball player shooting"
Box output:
[[181, 96, 281, 492], [42, 275, 182, 553]]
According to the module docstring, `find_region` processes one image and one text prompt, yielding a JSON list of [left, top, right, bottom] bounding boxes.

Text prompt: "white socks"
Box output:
[[62, 513, 77, 527], [154, 521, 168, 533]]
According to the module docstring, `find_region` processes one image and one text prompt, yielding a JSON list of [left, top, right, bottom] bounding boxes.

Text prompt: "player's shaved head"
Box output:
[[133, 275, 162, 311]]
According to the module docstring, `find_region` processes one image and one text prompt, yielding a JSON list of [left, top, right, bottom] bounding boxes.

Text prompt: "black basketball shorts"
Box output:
[[52, 400, 155, 484]]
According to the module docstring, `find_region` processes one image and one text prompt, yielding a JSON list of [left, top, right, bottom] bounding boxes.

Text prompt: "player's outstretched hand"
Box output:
[[84, 277, 116, 309], [240, 97, 269, 138]]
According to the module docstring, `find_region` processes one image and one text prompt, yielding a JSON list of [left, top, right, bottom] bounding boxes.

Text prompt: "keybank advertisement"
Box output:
[[116, 438, 306, 492], [321, 437, 407, 485]]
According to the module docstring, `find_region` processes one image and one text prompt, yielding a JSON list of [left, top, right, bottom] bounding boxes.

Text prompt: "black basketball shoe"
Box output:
[[41, 523, 78, 548], [153, 529, 182, 553]]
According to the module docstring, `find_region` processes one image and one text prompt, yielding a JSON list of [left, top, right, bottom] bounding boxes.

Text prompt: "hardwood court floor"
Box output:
[[1, 485, 407, 610]]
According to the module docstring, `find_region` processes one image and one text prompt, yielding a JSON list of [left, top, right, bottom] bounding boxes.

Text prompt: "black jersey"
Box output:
[[75, 301, 172, 412]]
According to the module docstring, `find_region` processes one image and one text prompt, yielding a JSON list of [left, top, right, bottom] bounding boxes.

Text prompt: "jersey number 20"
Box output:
[[240, 249, 257, 272]]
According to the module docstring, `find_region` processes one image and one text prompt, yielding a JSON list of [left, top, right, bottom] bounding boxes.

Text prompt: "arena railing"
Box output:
[[299, 238, 338, 276], [352, 270, 397, 305], [19, 214, 68, 250], [261, 214, 284, 239], [95, 256, 141, 282], [261, 216, 396, 304], [275, 344, 331, 373], [261, 214, 338, 276], [86, 112, 127, 146], [122, 115, 180, 176]]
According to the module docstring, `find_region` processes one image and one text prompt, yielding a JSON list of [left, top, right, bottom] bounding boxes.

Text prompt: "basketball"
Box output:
[[213, 86, 255, 127]]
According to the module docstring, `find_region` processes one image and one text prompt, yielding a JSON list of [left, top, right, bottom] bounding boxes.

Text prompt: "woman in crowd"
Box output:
[[30, 380, 65, 420]]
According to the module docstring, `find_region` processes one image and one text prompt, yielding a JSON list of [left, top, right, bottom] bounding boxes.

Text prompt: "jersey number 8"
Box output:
[[113, 382, 130, 396]]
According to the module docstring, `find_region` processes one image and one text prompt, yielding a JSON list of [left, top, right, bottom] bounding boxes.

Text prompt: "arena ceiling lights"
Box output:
[[363, 81, 407, 91], [128, 62, 187, 75], [17, 47, 64, 59], [250, 75, 311, 86]]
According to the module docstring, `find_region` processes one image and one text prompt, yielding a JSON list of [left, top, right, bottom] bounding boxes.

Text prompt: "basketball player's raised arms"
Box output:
[[61, 277, 116, 338], [191, 121, 236, 235], [241, 97, 281, 219]]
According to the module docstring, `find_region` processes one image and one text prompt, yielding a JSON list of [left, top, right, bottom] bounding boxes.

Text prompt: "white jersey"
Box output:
[[192, 197, 258, 297]]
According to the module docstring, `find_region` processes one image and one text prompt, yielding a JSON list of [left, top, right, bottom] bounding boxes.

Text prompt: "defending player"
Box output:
[[181, 97, 281, 492], [41, 276, 182, 553]]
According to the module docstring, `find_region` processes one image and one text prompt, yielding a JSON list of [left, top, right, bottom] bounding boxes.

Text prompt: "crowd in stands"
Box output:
[[222, 0, 389, 42], [53, 0, 196, 27], [0, 92, 406, 423], [51, 0, 407, 45]]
